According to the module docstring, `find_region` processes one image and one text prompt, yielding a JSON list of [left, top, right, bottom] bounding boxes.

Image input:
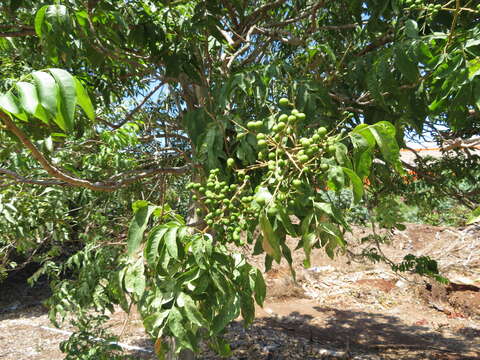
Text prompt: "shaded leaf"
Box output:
[[49, 68, 77, 132], [259, 213, 281, 262], [165, 226, 179, 259], [16, 82, 39, 115], [253, 269, 266, 306], [74, 78, 95, 120], [127, 203, 156, 256], [342, 167, 364, 203]]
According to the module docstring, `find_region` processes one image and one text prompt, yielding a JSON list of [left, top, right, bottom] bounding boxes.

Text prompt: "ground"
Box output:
[[0, 223, 479, 359]]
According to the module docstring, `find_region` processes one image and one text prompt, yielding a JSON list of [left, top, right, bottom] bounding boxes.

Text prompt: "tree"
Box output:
[[1, 0, 479, 358]]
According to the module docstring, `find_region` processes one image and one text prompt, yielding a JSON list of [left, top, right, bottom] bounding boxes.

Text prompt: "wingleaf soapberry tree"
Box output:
[[1, 0, 479, 358]]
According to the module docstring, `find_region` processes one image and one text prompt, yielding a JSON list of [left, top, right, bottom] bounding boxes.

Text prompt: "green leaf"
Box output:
[[259, 213, 281, 262], [124, 258, 145, 297], [127, 203, 156, 256], [48, 68, 77, 132], [143, 312, 169, 334], [31, 71, 58, 118], [327, 165, 345, 191], [240, 295, 255, 326], [395, 48, 419, 82], [212, 298, 239, 334], [34, 5, 48, 37], [342, 167, 364, 203], [467, 206, 480, 225], [253, 269, 266, 306], [181, 294, 207, 327], [335, 143, 352, 168], [0, 92, 26, 120], [165, 226, 179, 259], [405, 19, 419, 39], [318, 222, 346, 256], [369, 121, 404, 174], [168, 307, 187, 339], [145, 225, 169, 266], [16, 82, 39, 115], [313, 202, 334, 217], [302, 232, 316, 268], [467, 58, 480, 81], [191, 235, 212, 269], [276, 207, 296, 235], [74, 78, 95, 120]]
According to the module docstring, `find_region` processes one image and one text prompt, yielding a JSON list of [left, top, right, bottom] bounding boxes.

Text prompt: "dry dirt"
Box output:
[[1, 223, 479, 359]]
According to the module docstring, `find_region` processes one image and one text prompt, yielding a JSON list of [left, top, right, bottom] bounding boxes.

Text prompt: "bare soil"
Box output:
[[1, 223, 479, 359]]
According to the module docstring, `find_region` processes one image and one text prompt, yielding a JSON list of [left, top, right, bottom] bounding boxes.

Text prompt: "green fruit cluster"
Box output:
[[239, 100, 342, 218], [189, 98, 354, 257], [187, 168, 255, 245], [404, 0, 442, 14]]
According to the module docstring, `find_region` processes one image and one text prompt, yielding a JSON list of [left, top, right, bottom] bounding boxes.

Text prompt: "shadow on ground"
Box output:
[[255, 307, 480, 359]]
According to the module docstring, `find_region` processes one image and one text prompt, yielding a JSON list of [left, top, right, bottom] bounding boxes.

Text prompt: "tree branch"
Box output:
[[0, 29, 35, 37], [0, 111, 190, 191], [110, 82, 164, 129], [0, 168, 67, 187], [265, 1, 325, 27], [356, 35, 394, 57], [244, 0, 287, 26]]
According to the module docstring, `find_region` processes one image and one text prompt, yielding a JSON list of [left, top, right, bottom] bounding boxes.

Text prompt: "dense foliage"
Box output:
[[1, 0, 479, 358]]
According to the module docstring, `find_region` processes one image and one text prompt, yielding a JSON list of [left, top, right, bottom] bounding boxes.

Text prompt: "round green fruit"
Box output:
[[292, 179, 302, 188], [296, 112, 306, 121], [299, 154, 310, 163], [287, 115, 297, 122], [227, 158, 235, 167], [317, 127, 327, 137], [255, 196, 266, 205], [320, 163, 329, 171], [247, 121, 256, 130], [268, 152, 276, 160], [291, 109, 299, 116], [236, 132, 246, 140], [255, 120, 264, 129], [267, 206, 278, 216], [278, 114, 288, 122], [279, 98, 289, 107], [257, 133, 266, 140], [257, 139, 267, 147], [300, 138, 310, 147]]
